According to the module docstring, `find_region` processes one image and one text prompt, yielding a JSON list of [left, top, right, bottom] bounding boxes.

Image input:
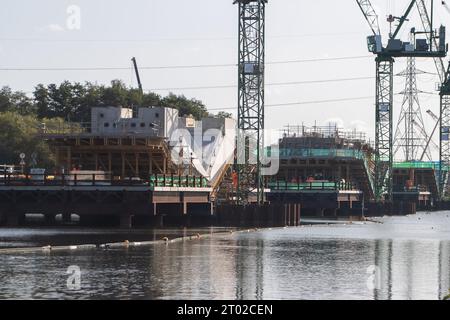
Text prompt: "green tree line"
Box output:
[[0, 80, 221, 122]]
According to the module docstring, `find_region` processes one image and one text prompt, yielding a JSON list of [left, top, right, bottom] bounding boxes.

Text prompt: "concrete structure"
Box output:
[[261, 124, 433, 217], [42, 106, 235, 183], [91, 106, 178, 138]]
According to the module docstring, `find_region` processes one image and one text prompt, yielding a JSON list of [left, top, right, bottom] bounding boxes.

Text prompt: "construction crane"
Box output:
[[131, 57, 143, 96], [131, 57, 144, 118], [233, 0, 267, 205], [356, 0, 447, 202]]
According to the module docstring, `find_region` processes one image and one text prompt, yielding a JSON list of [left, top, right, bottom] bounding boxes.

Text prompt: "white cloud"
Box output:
[[350, 120, 368, 132], [324, 117, 345, 128], [40, 24, 65, 33]]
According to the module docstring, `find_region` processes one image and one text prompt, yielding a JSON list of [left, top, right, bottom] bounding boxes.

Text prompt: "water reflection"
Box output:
[[0, 212, 450, 300]]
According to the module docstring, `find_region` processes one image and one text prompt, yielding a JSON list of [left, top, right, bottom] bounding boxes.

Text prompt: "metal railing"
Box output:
[[276, 148, 367, 159], [393, 161, 449, 170], [393, 184, 429, 193], [38, 122, 90, 135], [280, 124, 368, 143], [266, 180, 358, 192], [0, 172, 209, 188]]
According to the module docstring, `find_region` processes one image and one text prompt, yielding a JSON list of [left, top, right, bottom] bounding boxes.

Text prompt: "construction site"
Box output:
[[2, 0, 450, 228]]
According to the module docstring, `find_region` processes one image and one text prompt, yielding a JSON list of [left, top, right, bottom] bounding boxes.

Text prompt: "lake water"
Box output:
[[0, 211, 449, 300]]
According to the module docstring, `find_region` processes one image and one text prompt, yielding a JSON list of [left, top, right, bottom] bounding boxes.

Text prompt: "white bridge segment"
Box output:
[[170, 118, 236, 186]]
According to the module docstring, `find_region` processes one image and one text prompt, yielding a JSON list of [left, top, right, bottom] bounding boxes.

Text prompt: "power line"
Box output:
[[0, 32, 360, 43], [142, 71, 426, 91], [145, 76, 375, 91], [0, 55, 372, 72], [13, 74, 416, 95], [207, 96, 376, 111], [208, 93, 406, 111], [267, 55, 370, 65]]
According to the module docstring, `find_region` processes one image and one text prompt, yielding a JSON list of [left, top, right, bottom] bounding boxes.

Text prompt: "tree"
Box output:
[[0, 86, 35, 115], [47, 81, 75, 120], [161, 93, 208, 120], [27, 81, 210, 121], [100, 80, 130, 107], [75, 82, 102, 123], [34, 84, 50, 119], [142, 92, 162, 107], [0, 112, 57, 168]]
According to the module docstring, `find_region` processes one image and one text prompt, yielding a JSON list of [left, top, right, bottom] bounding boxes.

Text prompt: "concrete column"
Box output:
[[287, 204, 291, 226], [120, 214, 133, 229], [62, 212, 71, 223], [293, 204, 298, 226], [182, 214, 191, 227], [149, 153, 153, 175], [67, 148, 72, 171], [121, 153, 126, 178], [316, 208, 324, 218], [292, 204, 296, 226], [297, 204, 302, 226], [108, 152, 112, 173], [45, 214, 56, 225], [135, 153, 139, 177], [94, 153, 99, 171], [292, 204, 297, 226], [157, 215, 164, 227], [55, 147, 60, 170]]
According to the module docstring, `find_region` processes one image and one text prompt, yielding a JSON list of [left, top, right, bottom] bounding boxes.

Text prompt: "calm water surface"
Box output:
[[0, 211, 450, 300]]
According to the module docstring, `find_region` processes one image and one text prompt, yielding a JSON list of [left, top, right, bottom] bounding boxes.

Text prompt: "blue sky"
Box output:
[[0, 0, 448, 158]]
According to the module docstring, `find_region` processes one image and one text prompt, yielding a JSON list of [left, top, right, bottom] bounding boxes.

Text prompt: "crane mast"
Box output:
[[234, 0, 267, 205]]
